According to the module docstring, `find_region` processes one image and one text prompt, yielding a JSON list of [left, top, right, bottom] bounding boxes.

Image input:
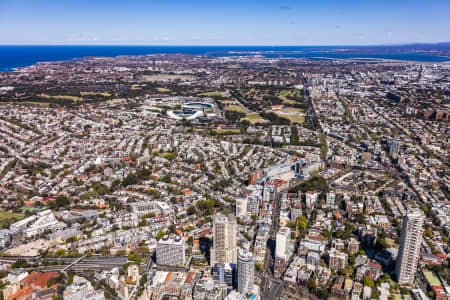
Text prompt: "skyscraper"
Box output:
[[395, 209, 424, 285], [237, 249, 254, 295], [211, 214, 237, 265]]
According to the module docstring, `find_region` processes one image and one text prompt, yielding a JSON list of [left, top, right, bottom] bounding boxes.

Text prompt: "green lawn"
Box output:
[[279, 96, 297, 104], [226, 105, 246, 113], [213, 129, 241, 134], [0, 211, 24, 229], [245, 113, 261, 120], [198, 91, 223, 97], [423, 271, 441, 287], [241, 113, 268, 124], [281, 107, 304, 113], [279, 89, 302, 99], [274, 108, 305, 124]]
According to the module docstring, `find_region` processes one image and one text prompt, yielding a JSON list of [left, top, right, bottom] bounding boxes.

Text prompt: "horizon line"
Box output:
[[0, 42, 449, 47]]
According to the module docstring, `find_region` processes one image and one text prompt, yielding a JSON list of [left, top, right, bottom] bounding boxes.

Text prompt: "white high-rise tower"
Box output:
[[275, 227, 292, 261], [211, 214, 237, 265], [237, 249, 254, 295], [395, 208, 424, 285]]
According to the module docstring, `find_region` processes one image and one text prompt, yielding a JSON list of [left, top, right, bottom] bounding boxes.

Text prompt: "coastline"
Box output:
[[1, 45, 450, 72]]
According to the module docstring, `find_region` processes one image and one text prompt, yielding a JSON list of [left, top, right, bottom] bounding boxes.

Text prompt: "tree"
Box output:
[[316, 288, 329, 299], [161, 174, 171, 183], [255, 263, 263, 272], [157, 230, 166, 240], [12, 259, 29, 269], [363, 278, 375, 288], [291, 126, 299, 145], [319, 134, 328, 160], [372, 288, 380, 299], [307, 277, 317, 291], [297, 216, 307, 233], [142, 212, 155, 218], [187, 206, 196, 215], [101, 247, 109, 256], [123, 173, 138, 186], [66, 236, 77, 243], [287, 222, 296, 229], [139, 274, 148, 286], [224, 110, 246, 123], [110, 179, 121, 192], [162, 152, 177, 160], [291, 176, 329, 194], [128, 253, 143, 264], [55, 195, 69, 208]]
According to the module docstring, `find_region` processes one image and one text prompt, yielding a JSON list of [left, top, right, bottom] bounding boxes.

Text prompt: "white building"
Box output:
[[10, 210, 66, 238], [130, 201, 172, 216], [63, 275, 105, 300], [300, 237, 326, 254], [7, 269, 28, 284], [395, 208, 424, 285], [326, 192, 335, 208], [246, 195, 261, 216], [263, 183, 275, 203], [127, 264, 140, 284], [276, 227, 293, 261], [305, 192, 319, 208], [237, 249, 254, 295], [235, 197, 248, 218], [211, 214, 237, 265], [156, 235, 186, 266]]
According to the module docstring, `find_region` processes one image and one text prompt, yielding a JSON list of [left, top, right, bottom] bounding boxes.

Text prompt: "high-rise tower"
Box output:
[[211, 214, 237, 265], [395, 209, 424, 285], [237, 249, 254, 295]]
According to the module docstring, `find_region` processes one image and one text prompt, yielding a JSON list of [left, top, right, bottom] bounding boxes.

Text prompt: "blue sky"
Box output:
[[0, 0, 449, 45]]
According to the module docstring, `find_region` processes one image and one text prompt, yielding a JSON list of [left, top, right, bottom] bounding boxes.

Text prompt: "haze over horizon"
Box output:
[[1, 0, 450, 46]]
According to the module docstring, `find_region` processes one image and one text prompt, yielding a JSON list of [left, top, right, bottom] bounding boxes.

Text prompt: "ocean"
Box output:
[[0, 45, 449, 71]]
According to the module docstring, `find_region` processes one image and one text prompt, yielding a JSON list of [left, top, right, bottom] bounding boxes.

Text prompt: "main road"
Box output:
[[261, 176, 309, 300]]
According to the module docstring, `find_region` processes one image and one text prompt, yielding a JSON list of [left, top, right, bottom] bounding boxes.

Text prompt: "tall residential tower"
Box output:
[[395, 209, 424, 285], [211, 214, 237, 265], [237, 249, 254, 295]]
